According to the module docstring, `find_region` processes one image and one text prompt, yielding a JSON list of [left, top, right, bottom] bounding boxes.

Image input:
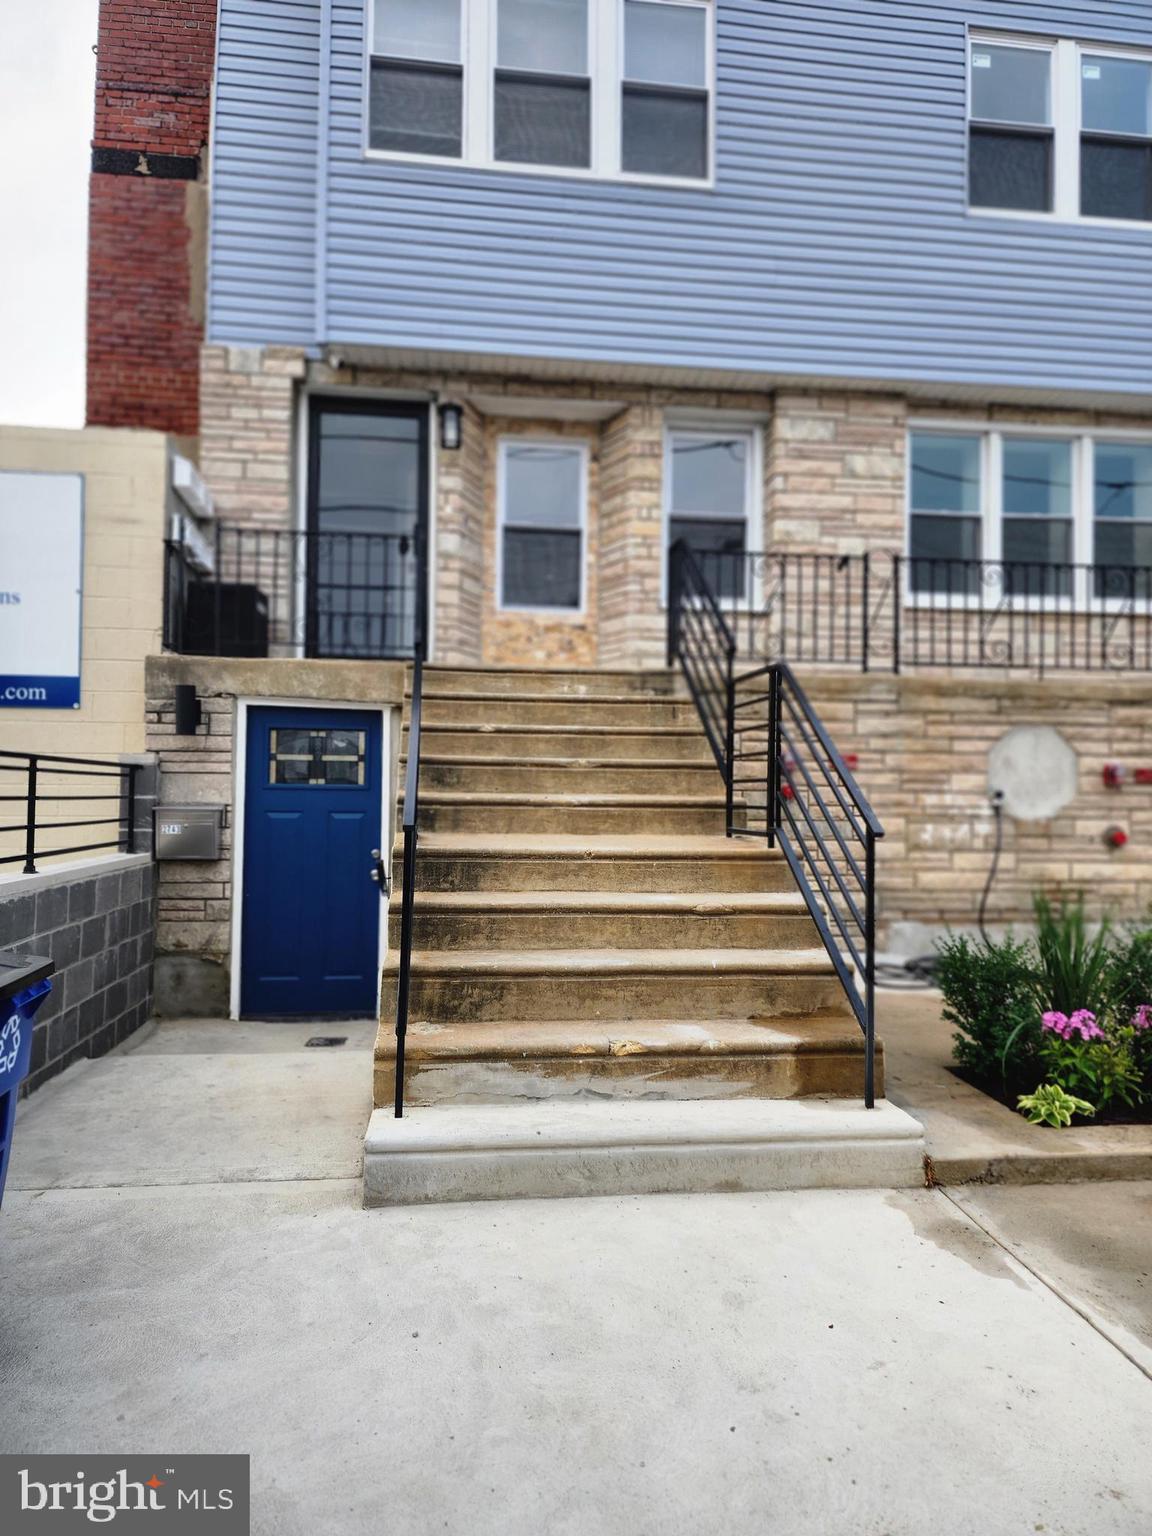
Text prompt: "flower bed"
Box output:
[[936, 896, 1152, 1128]]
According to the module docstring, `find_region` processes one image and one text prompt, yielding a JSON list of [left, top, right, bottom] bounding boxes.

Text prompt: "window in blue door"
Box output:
[[240, 708, 383, 1018]]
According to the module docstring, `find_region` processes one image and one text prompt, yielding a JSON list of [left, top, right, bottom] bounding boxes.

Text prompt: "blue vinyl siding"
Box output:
[[209, 0, 1152, 399]]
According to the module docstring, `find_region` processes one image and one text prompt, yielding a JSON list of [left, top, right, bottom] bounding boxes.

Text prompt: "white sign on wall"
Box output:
[[0, 471, 84, 709]]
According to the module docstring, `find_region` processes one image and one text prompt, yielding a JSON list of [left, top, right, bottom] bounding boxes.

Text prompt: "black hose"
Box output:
[[979, 791, 1006, 946]]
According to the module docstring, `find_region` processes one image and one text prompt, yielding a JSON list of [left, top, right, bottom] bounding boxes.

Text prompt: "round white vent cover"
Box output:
[[988, 725, 1078, 823]]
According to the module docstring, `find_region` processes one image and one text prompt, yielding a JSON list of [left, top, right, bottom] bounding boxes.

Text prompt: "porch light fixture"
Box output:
[[439, 403, 463, 452]]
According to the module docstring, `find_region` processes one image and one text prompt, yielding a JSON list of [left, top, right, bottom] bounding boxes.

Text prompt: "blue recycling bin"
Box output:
[[0, 966, 53, 1210]]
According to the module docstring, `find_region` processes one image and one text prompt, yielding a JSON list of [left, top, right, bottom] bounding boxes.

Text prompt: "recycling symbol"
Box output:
[[0, 1013, 21, 1076]]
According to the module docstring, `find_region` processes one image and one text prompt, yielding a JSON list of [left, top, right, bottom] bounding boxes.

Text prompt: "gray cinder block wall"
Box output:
[[0, 855, 156, 1093]]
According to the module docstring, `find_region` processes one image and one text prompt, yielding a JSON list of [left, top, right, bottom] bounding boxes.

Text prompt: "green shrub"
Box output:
[[936, 933, 1040, 1092], [1105, 924, 1152, 1018]]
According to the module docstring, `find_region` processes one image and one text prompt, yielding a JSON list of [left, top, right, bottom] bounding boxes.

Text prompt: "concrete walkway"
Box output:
[[2, 1021, 1151, 1535]]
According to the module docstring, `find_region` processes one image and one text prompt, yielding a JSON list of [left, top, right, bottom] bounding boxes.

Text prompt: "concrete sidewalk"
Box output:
[[1, 1021, 1151, 1536]]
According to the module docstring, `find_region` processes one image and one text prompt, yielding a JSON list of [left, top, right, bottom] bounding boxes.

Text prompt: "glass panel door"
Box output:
[[306, 400, 428, 658]]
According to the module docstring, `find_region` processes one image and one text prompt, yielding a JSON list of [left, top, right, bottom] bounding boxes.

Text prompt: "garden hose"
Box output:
[[979, 791, 1006, 946]]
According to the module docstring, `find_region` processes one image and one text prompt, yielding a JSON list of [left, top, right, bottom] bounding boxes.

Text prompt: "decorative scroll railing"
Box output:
[[693, 550, 1152, 676]]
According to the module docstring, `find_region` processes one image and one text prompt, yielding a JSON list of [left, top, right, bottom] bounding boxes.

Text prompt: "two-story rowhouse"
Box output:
[[91, 0, 1152, 1042]]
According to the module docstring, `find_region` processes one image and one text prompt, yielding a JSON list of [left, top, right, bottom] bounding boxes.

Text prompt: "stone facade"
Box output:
[[0, 856, 156, 1092], [808, 672, 1152, 946], [144, 655, 405, 1015]]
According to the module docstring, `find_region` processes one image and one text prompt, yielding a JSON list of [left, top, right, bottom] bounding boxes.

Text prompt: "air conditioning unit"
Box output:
[[181, 583, 270, 658]]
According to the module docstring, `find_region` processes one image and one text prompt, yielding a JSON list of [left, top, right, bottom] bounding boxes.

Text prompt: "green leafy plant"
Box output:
[[1105, 924, 1152, 1018], [936, 932, 1040, 1093], [1039, 1021, 1145, 1113], [1030, 893, 1113, 1016], [1017, 1083, 1096, 1129]]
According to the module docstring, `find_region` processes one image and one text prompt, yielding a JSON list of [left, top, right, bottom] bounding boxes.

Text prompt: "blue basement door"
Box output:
[[241, 708, 383, 1017]]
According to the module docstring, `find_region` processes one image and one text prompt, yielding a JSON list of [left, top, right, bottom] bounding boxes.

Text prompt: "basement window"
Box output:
[[497, 440, 587, 611]]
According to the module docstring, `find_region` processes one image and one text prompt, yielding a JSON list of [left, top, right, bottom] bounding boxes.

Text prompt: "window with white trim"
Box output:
[[665, 428, 753, 601], [367, 0, 713, 183], [969, 34, 1152, 223], [498, 441, 586, 610], [908, 429, 1152, 603]]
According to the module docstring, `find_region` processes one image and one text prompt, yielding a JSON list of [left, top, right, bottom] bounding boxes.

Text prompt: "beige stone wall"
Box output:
[[435, 399, 486, 666], [144, 654, 405, 1011], [805, 672, 1152, 943], [0, 424, 169, 759]]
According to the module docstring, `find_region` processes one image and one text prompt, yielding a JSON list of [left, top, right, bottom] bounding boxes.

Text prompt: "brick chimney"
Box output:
[[86, 0, 217, 438]]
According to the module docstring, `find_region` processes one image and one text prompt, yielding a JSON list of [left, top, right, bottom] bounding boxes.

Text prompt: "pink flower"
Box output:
[[1068, 1010, 1105, 1041], [1132, 1005, 1152, 1032], [1042, 1010, 1105, 1042]]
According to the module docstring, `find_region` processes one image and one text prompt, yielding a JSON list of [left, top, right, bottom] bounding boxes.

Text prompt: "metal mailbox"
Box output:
[[153, 805, 225, 861]]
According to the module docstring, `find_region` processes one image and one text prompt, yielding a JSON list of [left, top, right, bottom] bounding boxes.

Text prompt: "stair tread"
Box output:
[[389, 947, 837, 976], [376, 1014, 863, 1062], [412, 692, 690, 707], [422, 665, 674, 679], [418, 790, 727, 807], [366, 1098, 921, 1156], [407, 891, 807, 914], [406, 755, 716, 770], [410, 724, 704, 737], [405, 832, 778, 858]]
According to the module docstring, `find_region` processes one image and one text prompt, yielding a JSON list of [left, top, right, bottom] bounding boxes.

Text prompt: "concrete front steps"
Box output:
[[363, 1100, 925, 1205], [368, 664, 923, 1204]]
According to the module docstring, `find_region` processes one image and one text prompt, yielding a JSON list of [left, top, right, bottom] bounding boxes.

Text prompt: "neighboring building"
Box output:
[[87, 0, 1152, 1014]]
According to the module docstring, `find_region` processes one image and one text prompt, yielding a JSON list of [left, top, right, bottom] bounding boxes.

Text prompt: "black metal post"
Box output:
[[767, 669, 782, 850], [861, 552, 871, 675], [891, 555, 902, 675], [125, 764, 138, 855], [213, 520, 223, 657], [666, 542, 682, 667], [394, 823, 416, 1120], [23, 756, 38, 874], [864, 831, 877, 1109], [724, 647, 736, 837]]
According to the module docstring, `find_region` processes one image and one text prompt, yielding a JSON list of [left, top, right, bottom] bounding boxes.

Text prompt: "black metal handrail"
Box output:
[[393, 524, 429, 1119], [0, 750, 140, 874], [164, 524, 426, 661], [668, 541, 885, 1107]]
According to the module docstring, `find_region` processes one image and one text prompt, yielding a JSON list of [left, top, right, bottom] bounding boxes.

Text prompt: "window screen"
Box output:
[[623, 0, 709, 179], [494, 0, 591, 168], [370, 0, 463, 157], [1081, 55, 1152, 222], [969, 42, 1054, 212], [500, 443, 585, 609]]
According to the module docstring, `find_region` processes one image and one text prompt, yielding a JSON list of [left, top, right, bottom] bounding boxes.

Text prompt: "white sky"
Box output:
[[0, 1, 98, 429]]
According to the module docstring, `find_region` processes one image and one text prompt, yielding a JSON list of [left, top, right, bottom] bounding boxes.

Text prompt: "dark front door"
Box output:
[[240, 708, 383, 1018], [306, 398, 429, 658]]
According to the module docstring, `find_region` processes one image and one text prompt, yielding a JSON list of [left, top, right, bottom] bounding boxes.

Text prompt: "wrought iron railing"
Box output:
[[0, 751, 140, 874], [693, 550, 1152, 676], [164, 525, 424, 661], [668, 542, 885, 1107], [392, 540, 430, 1120]]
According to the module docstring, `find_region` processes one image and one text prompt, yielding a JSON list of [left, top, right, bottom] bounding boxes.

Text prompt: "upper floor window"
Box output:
[[368, 0, 713, 183], [969, 35, 1152, 224]]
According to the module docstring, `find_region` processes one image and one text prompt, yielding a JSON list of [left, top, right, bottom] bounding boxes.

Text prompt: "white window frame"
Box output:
[[906, 421, 1152, 613], [968, 29, 1152, 230], [363, 0, 716, 187], [496, 437, 589, 616], [661, 421, 761, 608]]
